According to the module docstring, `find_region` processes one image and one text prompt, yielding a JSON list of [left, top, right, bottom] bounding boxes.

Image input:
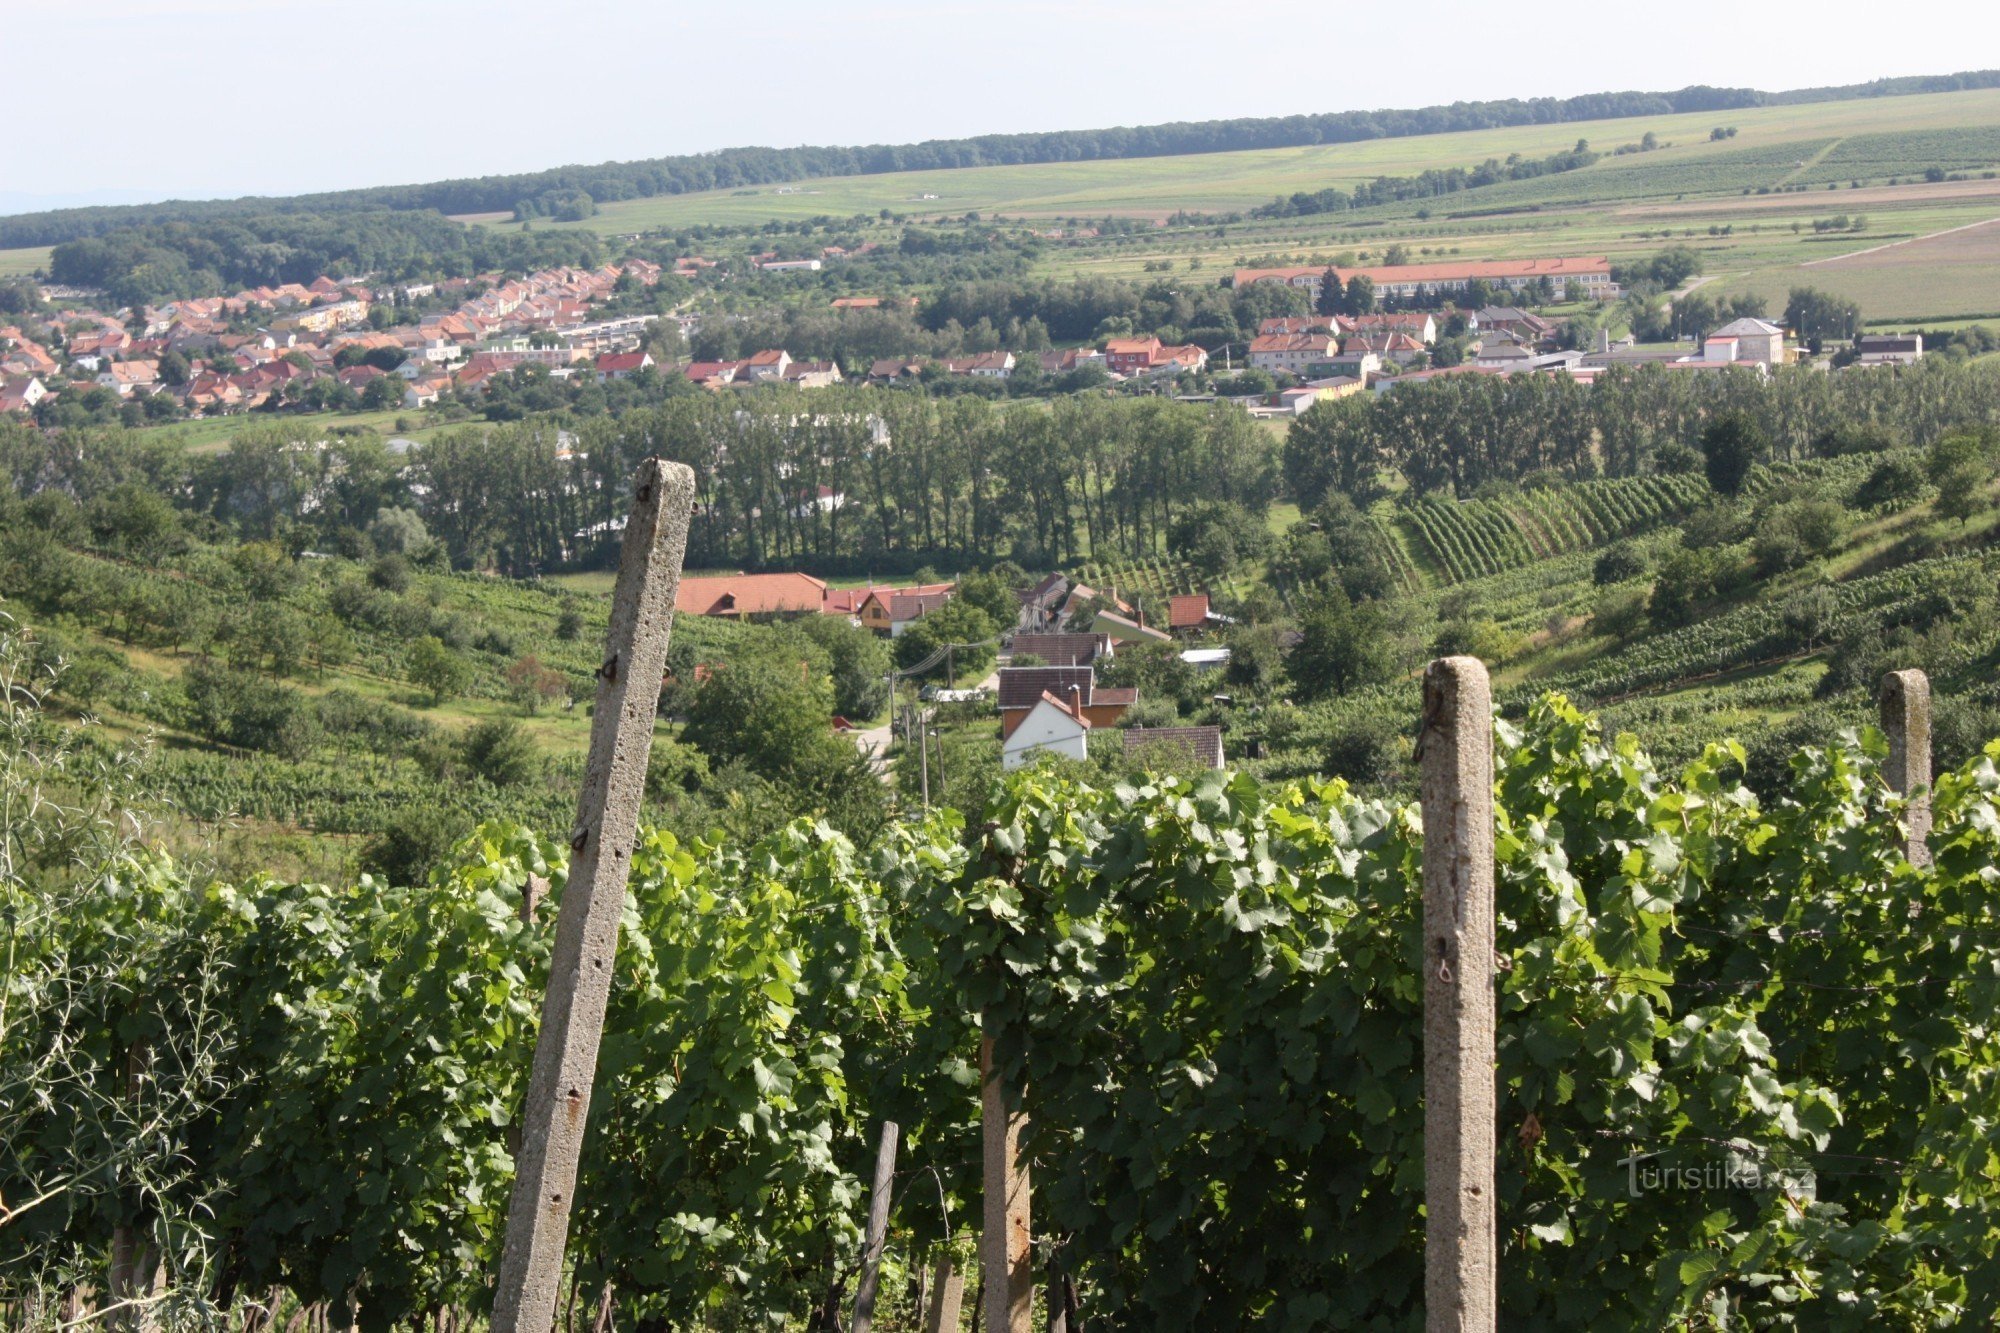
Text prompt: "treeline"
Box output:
[[0, 390, 1280, 579], [1252, 143, 1600, 219], [46, 212, 604, 305], [1284, 356, 2000, 504], [8, 71, 1999, 247]]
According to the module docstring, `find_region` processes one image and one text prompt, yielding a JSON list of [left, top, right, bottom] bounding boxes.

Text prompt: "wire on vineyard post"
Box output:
[[981, 1020, 1033, 1333], [1418, 655, 1497, 1333], [1880, 668, 1933, 867], [492, 459, 696, 1333]]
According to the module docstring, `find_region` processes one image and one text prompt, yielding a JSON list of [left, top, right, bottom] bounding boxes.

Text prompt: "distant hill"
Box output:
[[2, 69, 1996, 249]]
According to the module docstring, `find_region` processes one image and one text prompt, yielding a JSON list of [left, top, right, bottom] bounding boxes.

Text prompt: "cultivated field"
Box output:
[[1724, 215, 2000, 320], [544, 88, 2000, 232]]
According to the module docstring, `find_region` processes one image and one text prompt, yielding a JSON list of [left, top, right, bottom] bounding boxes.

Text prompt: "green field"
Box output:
[[0, 244, 49, 278], [526, 88, 2000, 232]]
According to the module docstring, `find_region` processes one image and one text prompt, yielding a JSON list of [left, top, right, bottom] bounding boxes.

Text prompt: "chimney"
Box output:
[[1597, 326, 1611, 355]]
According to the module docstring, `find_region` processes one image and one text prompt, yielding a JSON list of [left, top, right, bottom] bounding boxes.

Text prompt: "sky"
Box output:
[[2, 0, 1997, 214]]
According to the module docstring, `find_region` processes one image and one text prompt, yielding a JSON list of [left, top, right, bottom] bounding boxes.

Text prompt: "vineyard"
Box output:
[[1069, 554, 1246, 611], [1392, 473, 1710, 586], [12, 643, 2000, 1327]]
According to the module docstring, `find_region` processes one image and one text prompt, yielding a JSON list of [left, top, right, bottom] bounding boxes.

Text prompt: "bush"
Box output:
[[1321, 712, 1408, 789], [459, 717, 540, 787], [1592, 540, 1648, 586], [359, 805, 475, 885]]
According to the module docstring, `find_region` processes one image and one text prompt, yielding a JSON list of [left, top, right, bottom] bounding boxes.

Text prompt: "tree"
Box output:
[[894, 598, 997, 683], [1344, 275, 1375, 316], [1784, 286, 1862, 349], [504, 654, 570, 714], [1287, 587, 1398, 700], [406, 636, 469, 705], [1700, 412, 1764, 497], [1315, 267, 1341, 318], [796, 615, 893, 721], [459, 717, 539, 786]]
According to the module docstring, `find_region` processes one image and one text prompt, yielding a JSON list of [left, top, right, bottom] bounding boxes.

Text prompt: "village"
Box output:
[[0, 247, 1935, 423]]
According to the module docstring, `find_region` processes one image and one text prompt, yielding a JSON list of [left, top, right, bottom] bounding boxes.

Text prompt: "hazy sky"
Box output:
[[3, 0, 1996, 213]]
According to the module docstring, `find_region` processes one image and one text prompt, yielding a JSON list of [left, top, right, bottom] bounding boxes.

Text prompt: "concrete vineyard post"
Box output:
[[922, 1256, 965, 1333], [981, 1024, 1033, 1333], [492, 459, 696, 1333], [1880, 669, 1933, 868], [850, 1120, 901, 1333], [1419, 656, 1497, 1333]]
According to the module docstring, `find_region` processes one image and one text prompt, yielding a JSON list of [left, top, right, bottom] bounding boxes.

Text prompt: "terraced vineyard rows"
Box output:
[[1537, 550, 1996, 701], [1072, 555, 1244, 610], [1394, 474, 1710, 585]]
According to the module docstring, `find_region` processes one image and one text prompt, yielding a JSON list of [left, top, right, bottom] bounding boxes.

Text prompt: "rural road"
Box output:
[[1801, 214, 2000, 266]]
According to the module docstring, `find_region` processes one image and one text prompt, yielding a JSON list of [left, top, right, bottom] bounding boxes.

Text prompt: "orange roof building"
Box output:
[[675, 572, 829, 618]]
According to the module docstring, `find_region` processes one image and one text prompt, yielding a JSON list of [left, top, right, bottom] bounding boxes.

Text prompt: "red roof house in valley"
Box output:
[[1168, 594, 1211, 631], [674, 572, 829, 619], [595, 351, 655, 382]]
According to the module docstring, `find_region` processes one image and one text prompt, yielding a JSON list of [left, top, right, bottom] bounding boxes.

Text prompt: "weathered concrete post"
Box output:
[[981, 1024, 1033, 1333], [922, 1256, 965, 1333], [851, 1120, 901, 1333], [1880, 668, 1933, 867], [492, 459, 696, 1333], [1419, 656, 1497, 1333]]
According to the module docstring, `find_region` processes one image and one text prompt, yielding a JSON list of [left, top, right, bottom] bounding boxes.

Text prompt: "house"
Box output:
[[1318, 350, 1383, 382], [1008, 632, 1111, 667], [852, 583, 955, 635], [742, 349, 793, 382], [1015, 572, 1071, 631], [1699, 318, 1787, 367], [996, 667, 1135, 739], [1257, 316, 1339, 337], [1248, 332, 1339, 374], [1092, 609, 1171, 646], [944, 351, 1015, 378], [337, 365, 386, 392], [1103, 337, 1165, 375], [674, 572, 830, 619], [96, 360, 160, 396], [684, 360, 744, 388], [1001, 691, 1092, 770], [1339, 312, 1439, 344], [403, 373, 450, 408], [1345, 331, 1429, 366], [1038, 347, 1109, 376], [1168, 594, 1211, 632], [789, 484, 849, 518], [1854, 334, 1923, 366], [1473, 343, 1538, 370], [0, 376, 47, 415], [1122, 725, 1225, 771], [885, 589, 954, 635], [782, 360, 844, 388], [1058, 581, 1131, 626], [595, 351, 655, 382], [758, 258, 823, 273], [1101, 336, 1206, 377], [868, 358, 926, 383], [1470, 308, 1557, 342]]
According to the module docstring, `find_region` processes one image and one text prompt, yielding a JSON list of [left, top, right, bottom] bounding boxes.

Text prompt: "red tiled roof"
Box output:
[[1168, 594, 1210, 629], [675, 572, 829, 617]]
